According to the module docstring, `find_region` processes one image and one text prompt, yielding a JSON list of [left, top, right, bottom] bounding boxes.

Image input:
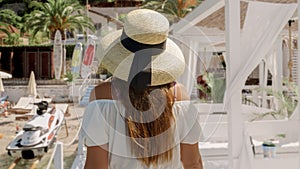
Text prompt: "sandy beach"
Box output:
[[0, 103, 86, 169]]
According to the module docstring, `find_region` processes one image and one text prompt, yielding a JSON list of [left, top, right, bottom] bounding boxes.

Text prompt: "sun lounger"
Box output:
[[10, 97, 53, 114]]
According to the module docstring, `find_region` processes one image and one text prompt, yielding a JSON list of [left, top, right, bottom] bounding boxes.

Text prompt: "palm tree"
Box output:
[[0, 22, 10, 38], [0, 9, 24, 45], [0, 9, 19, 40], [24, 0, 95, 41], [141, 0, 201, 23], [0, 9, 22, 29]]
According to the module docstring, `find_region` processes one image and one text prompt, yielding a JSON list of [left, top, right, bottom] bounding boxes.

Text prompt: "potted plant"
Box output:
[[196, 68, 226, 103], [196, 74, 211, 101], [261, 134, 286, 158], [207, 69, 226, 103], [262, 140, 276, 158], [97, 64, 108, 80], [64, 71, 75, 83]]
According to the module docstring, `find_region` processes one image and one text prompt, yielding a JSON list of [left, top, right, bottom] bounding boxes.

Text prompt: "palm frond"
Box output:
[[24, 0, 95, 41]]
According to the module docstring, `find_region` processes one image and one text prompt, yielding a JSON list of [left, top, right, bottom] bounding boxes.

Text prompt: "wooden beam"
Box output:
[[172, 0, 225, 34], [88, 9, 123, 28]]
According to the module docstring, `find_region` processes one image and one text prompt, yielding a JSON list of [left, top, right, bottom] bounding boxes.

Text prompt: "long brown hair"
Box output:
[[112, 77, 175, 167]]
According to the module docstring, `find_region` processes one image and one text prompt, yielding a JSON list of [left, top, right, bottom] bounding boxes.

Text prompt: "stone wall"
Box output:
[[4, 79, 103, 103], [5, 85, 70, 103]]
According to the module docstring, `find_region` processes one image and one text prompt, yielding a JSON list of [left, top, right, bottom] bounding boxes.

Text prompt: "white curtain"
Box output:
[[282, 40, 290, 78], [264, 46, 278, 108], [265, 46, 276, 78], [225, 1, 297, 103], [177, 41, 218, 97], [177, 39, 202, 98]]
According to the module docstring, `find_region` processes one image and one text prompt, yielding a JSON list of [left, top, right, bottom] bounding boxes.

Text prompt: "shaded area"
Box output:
[[0, 121, 13, 126], [0, 153, 38, 169], [36, 151, 77, 169]]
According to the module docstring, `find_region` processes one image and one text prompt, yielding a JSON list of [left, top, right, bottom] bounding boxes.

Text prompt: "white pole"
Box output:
[[54, 141, 64, 169], [297, 0, 300, 113], [259, 61, 268, 108], [297, 0, 300, 166], [274, 37, 283, 110], [225, 0, 243, 169], [259, 62, 265, 107]]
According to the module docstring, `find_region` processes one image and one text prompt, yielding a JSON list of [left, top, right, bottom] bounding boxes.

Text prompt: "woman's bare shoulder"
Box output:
[[89, 82, 113, 101], [171, 82, 190, 101]]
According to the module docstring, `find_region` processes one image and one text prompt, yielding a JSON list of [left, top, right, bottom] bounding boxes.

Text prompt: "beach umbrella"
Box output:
[[0, 78, 4, 93], [0, 71, 12, 79], [28, 71, 37, 97]]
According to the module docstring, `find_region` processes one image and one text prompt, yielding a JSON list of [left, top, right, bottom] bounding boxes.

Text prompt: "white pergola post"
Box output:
[[225, 0, 243, 169], [259, 61, 268, 108], [274, 37, 283, 110], [297, 0, 300, 166], [297, 0, 300, 121], [275, 37, 283, 92]]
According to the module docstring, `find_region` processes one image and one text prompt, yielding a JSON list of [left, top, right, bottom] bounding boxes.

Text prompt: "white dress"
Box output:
[[81, 100, 202, 169]]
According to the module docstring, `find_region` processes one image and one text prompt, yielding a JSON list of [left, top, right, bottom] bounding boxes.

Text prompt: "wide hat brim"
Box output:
[[97, 30, 185, 86]]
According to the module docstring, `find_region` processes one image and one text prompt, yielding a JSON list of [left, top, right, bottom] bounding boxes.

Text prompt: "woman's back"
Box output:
[[82, 99, 201, 169], [83, 8, 203, 169]]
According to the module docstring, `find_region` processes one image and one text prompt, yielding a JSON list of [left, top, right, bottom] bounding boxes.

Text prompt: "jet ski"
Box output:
[[6, 101, 65, 159]]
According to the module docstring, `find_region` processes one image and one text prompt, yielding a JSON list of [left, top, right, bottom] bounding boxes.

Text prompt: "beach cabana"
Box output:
[[172, 0, 300, 168]]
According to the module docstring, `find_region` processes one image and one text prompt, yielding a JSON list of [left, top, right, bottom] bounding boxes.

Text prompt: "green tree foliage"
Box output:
[[141, 0, 202, 23], [3, 33, 22, 45], [23, 0, 95, 41], [0, 21, 10, 38], [0, 9, 23, 44], [0, 9, 23, 29]]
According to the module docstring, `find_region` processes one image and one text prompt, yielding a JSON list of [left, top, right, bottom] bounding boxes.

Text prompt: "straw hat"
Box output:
[[98, 9, 185, 86]]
